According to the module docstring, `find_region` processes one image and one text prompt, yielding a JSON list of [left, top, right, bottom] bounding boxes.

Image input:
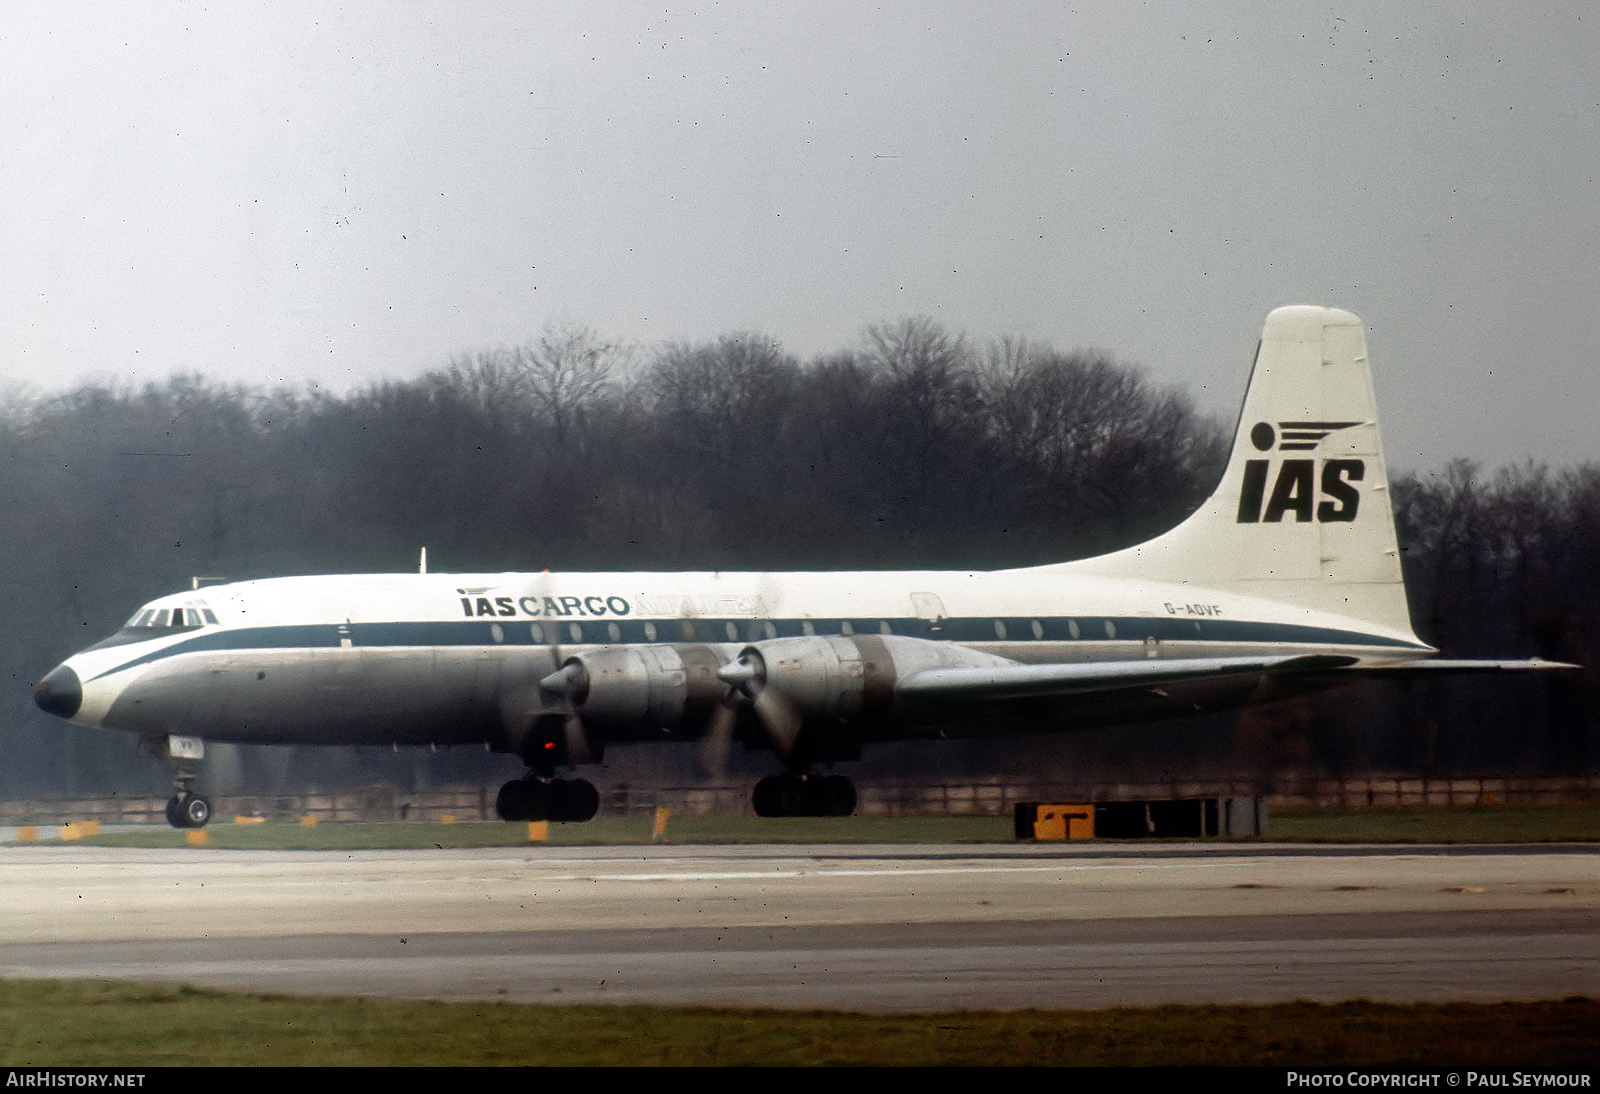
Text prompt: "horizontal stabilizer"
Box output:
[[896, 653, 1358, 704], [1337, 658, 1581, 677]]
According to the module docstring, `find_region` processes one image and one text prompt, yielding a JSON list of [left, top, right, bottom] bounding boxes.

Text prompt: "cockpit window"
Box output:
[[87, 601, 218, 652], [124, 602, 215, 631]]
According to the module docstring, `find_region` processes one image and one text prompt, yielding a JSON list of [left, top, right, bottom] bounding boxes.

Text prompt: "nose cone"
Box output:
[[34, 664, 82, 720]]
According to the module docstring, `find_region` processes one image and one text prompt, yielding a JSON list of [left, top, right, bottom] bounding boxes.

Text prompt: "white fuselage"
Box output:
[[51, 564, 1429, 749]]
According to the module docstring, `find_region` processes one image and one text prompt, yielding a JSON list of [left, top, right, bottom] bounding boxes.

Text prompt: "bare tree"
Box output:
[[512, 322, 633, 447]]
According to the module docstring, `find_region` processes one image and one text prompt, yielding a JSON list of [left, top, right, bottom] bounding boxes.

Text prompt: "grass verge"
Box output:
[[64, 814, 1014, 849], [1268, 803, 1600, 843], [0, 981, 1594, 1066], [33, 802, 1600, 849]]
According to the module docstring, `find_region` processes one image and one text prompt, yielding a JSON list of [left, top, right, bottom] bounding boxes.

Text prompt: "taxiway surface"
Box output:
[[0, 842, 1594, 1010]]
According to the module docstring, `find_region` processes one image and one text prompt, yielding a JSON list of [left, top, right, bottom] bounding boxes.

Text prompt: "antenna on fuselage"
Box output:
[[419, 547, 428, 575]]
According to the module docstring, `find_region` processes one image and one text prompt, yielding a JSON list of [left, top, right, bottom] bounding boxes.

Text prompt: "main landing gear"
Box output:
[[495, 776, 600, 823], [752, 773, 857, 817]]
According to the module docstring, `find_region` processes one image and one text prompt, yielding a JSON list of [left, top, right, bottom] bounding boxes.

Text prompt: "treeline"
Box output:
[[1391, 462, 1600, 773], [1, 321, 1593, 794]]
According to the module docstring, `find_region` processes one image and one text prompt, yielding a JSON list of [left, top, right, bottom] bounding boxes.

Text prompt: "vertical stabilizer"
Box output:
[[1066, 306, 1419, 639]]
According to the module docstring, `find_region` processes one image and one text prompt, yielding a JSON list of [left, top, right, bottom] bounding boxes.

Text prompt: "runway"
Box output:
[[0, 842, 1594, 1011]]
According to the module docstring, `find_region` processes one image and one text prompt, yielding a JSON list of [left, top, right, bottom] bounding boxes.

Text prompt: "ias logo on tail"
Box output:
[[1251, 420, 1364, 452], [1237, 421, 1366, 523]]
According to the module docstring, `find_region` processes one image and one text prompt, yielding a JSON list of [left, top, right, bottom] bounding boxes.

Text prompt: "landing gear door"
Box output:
[[168, 734, 205, 761]]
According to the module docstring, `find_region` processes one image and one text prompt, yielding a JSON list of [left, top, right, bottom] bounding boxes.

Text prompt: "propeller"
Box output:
[[699, 648, 803, 777], [537, 659, 596, 766]]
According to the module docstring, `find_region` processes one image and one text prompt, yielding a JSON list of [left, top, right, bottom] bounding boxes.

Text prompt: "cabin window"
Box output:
[[607, 622, 622, 642], [1031, 619, 1044, 639], [724, 621, 739, 642], [568, 623, 583, 643], [530, 623, 545, 643], [643, 622, 658, 642], [490, 623, 505, 644], [762, 621, 777, 639], [840, 620, 854, 636], [1105, 620, 1118, 639], [681, 620, 697, 640], [801, 621, 816, 636], [879, 620, 893, 635], [994, 619, 1008, 639], [1068, 619, 1081, 639]]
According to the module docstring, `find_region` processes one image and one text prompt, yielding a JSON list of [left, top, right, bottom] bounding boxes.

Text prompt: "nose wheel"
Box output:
[[165, 792, 212, 829]]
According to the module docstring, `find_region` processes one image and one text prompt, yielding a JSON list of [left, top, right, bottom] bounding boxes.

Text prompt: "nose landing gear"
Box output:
[[142, 734, 213, 829]]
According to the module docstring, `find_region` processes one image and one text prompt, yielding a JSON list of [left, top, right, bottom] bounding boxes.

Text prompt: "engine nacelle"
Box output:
[[553, 644, 725, 733], [747, 635, 866, 721], [736, 634, 1013, 727]]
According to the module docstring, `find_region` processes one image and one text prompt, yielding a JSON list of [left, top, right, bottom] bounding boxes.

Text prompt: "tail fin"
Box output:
[[1067, 305, 1420, 640]]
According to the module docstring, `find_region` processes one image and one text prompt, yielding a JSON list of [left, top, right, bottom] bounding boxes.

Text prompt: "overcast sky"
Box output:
[[3, 2, 1596, 472]]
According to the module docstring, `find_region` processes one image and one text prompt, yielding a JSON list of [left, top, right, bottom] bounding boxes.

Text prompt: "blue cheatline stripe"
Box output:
[[85, 615, 1427, 681]]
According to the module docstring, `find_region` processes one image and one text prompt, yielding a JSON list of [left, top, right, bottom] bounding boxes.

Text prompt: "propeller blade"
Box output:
[[699, 701, 737, 777], [751, 684, 803, 756], [562, 712, 595, 766]]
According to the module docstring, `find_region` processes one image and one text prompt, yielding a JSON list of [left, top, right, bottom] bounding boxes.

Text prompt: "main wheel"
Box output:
[[550, 778, 599, 823], [496, 778, 551, 821], [775, 775, 813, 817], [752, 775, 785, 817], [495, 779, 526, 821], [817, 775, 857, 817]]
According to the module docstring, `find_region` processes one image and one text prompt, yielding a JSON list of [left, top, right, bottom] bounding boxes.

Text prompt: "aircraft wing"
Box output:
[[895, 653, 1359, 704]]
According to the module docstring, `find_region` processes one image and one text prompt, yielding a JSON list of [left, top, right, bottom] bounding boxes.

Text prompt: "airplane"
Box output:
[[32, 305, 1573, 828]]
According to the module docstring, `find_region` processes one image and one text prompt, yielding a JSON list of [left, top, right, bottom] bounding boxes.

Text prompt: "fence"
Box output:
[[0, 772, 1595, 826]]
